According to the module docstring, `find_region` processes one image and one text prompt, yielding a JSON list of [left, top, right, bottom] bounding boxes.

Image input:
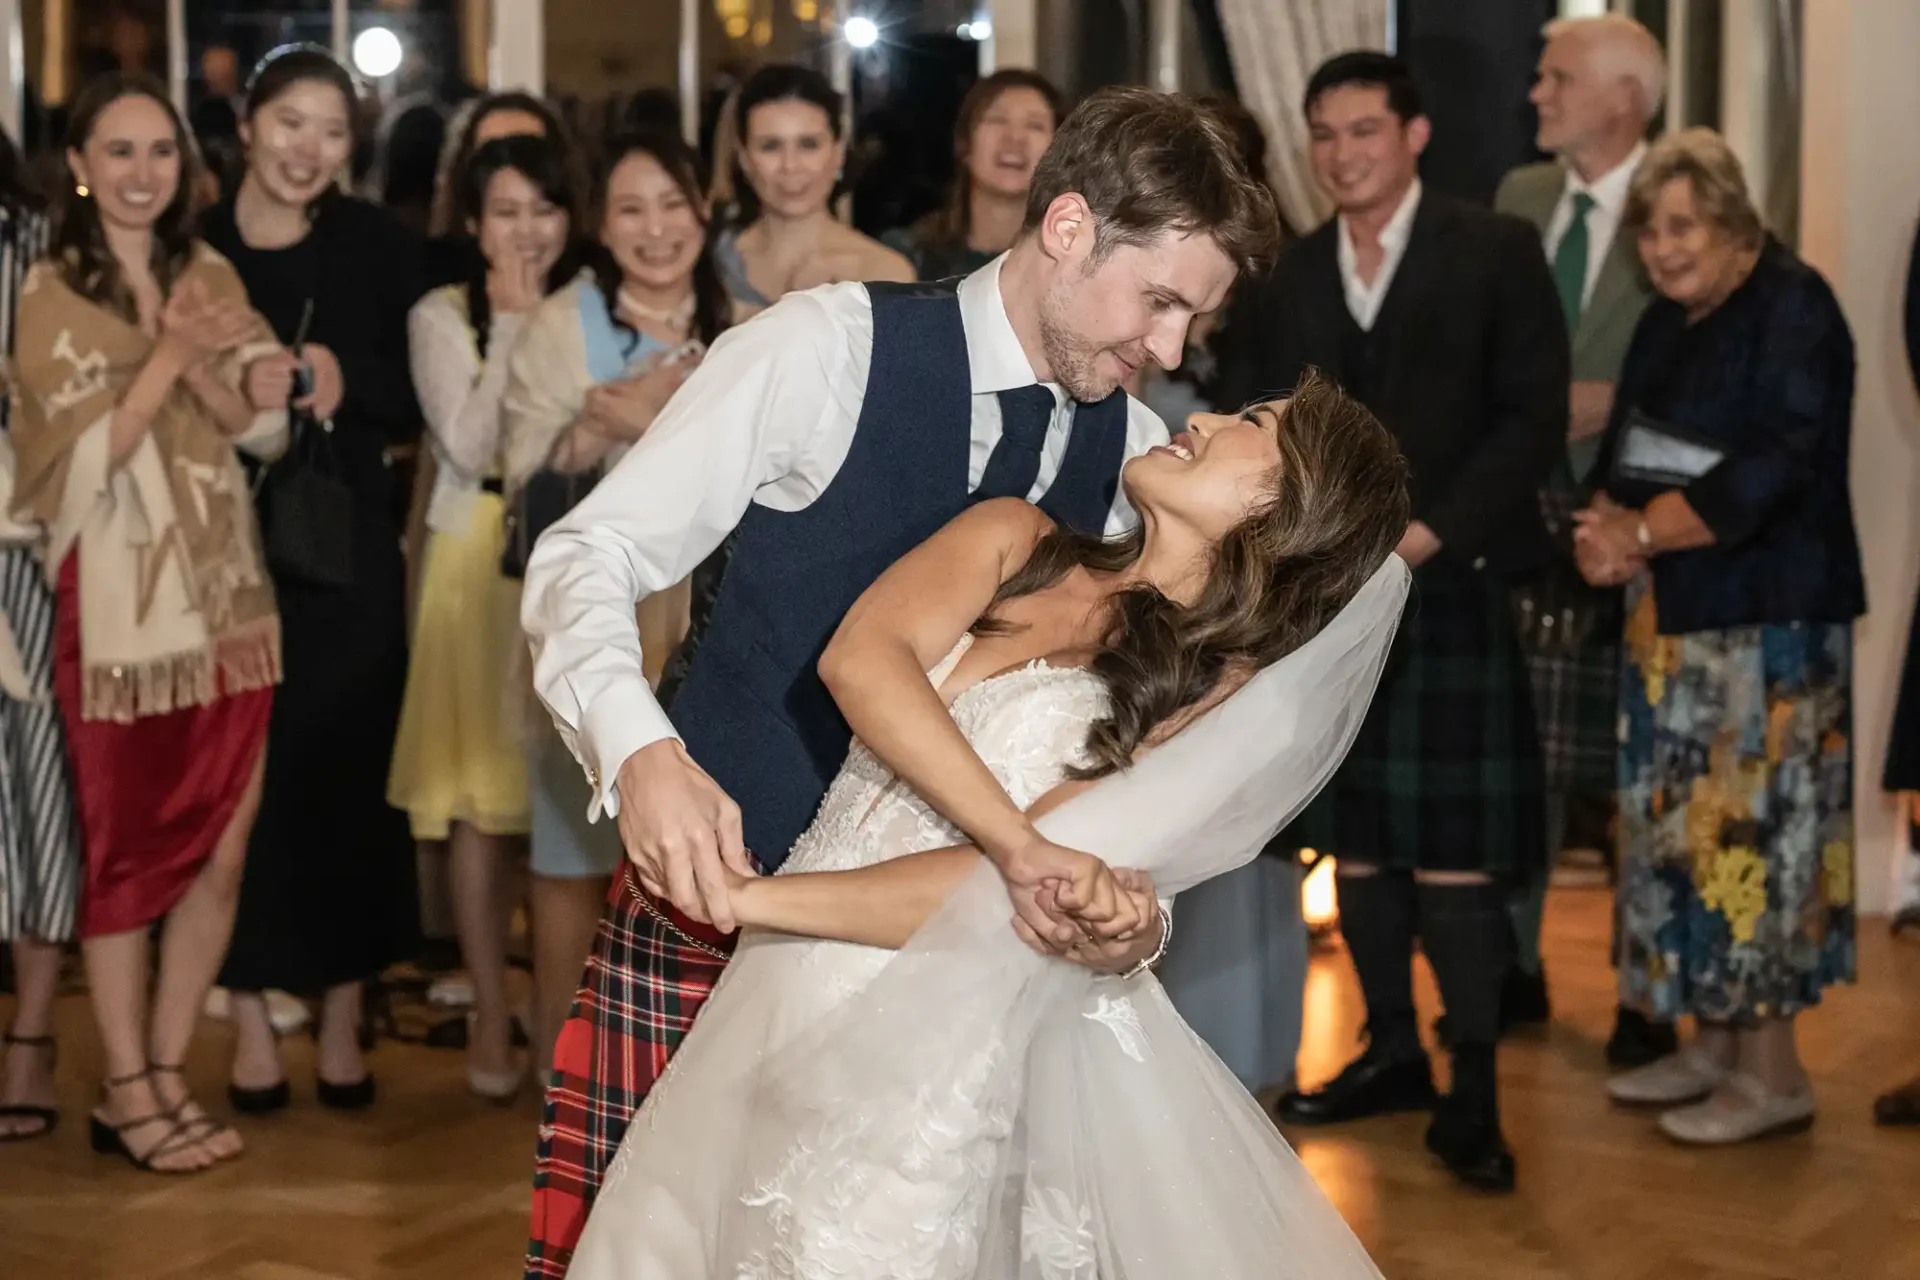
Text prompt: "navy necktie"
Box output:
[[974, 385, 1057, 502]]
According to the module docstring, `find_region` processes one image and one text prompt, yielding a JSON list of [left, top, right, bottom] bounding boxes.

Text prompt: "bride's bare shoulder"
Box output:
[[950, 497, 1057, 563]]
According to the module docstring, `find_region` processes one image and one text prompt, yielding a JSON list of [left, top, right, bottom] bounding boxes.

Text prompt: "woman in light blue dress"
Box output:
[[502, 128, 751, 1085]]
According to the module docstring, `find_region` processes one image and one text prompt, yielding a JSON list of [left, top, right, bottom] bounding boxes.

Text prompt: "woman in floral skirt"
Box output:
[[1573, 129, 1863, 1145]]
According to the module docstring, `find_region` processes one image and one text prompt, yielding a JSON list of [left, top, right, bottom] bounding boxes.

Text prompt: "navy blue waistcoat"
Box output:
[[665, 281, 1128, 870]]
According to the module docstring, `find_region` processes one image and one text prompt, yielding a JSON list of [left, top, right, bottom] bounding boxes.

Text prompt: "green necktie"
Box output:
[[1552, 191, 1595, 329]]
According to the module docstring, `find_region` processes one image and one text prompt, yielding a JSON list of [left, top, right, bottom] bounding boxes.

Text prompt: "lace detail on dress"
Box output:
[[1083, 994, 1150, 1064], [734, 654, 1108, 1279]]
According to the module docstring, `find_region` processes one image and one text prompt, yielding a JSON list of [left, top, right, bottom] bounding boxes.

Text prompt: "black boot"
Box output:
[[1278, 871, 1433, 1126], [1425, 1046, 1516, 1192], [1605, 1005, 1679, 1069], [1417, 880, 1517, 1193]]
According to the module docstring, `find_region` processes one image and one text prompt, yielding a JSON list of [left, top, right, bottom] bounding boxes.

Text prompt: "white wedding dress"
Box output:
[[569, 559, 1408, 1280]]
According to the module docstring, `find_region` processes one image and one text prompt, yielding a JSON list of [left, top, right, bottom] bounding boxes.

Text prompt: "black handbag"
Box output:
[[500, 462, 602, 579], [254, 407, 355, 589]]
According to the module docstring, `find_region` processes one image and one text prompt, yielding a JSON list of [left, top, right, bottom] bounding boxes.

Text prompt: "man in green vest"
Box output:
[[1494, 12, 1663, 1066]]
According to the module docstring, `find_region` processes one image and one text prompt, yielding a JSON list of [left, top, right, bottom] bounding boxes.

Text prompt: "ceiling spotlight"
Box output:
[[844, 15, 879, 48], [351, 26, 403, 79], [969, 19, 993, 41]]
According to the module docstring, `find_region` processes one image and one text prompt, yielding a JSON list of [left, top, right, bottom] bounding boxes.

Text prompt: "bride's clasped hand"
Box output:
[[721, 838, 1160, 959]]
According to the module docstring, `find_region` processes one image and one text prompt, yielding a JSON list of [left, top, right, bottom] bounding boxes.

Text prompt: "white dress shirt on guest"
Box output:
[[1542, 140, 1647, 309], [520, 254, 1170, 819], [1336, 179, 1423, 332]]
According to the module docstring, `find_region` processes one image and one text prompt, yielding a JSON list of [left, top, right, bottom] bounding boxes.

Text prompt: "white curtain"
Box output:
[[1215, 0, 1391, 234]]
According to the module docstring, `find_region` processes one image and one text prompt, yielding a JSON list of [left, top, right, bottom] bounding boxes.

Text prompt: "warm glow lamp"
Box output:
[[1300, 850, 1339, 934]]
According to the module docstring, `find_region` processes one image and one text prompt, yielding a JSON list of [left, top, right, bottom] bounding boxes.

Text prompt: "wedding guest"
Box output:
[[0, 126, 75, 1144], [882, 69, 1062, 282], [713, 64, 913, 305], [400, 89, 569, 975], [11, 73, 287, 1170], [407, 93, 570, 673], [1574, 129, 1862, 1144], [1494, 11, 1660, 1047], [426, 92, 574, 288], [203, 44, 425, 1115], [1875, 215, 1920, 1128], [391, 132, 584, 1099], [503, 128, 749, 1086], [1266, 53, 1568, 1193]]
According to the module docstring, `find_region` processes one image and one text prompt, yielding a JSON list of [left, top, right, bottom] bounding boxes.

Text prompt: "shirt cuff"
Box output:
[[574, 679, 680, 821]]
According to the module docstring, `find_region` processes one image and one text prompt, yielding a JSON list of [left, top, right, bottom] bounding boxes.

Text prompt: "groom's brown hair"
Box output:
[[1025, 87, 1280, 275]]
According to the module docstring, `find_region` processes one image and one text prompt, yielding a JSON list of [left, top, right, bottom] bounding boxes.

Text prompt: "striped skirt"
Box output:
[[0, 544, 81, 941]]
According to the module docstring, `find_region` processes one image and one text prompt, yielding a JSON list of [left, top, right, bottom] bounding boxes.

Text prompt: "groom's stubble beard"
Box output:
[[1037, 272, 1120, 404]]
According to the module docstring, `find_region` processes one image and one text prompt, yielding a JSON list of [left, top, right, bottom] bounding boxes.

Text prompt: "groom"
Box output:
[[519, 87, 1278, 1278]]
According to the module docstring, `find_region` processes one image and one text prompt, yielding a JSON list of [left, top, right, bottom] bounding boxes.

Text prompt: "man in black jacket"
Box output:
[[1261, 52, 1569, 1193]]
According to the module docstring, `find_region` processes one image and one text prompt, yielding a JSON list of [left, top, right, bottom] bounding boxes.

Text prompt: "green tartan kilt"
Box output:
[[1278, 559, 1548, 876]]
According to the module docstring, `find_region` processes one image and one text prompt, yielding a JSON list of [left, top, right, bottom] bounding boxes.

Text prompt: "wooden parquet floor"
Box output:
[[1, 884, 1916, 1279]]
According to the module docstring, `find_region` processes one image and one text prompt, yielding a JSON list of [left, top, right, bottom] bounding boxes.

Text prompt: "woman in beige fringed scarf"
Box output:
[[10, 73, 291, 1174]]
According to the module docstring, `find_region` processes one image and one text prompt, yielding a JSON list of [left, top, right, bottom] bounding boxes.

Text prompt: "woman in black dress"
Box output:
[[204, 44, 422, 1111]]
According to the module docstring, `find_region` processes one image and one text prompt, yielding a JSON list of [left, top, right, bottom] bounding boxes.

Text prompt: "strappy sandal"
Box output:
[[150, 1063, 243, 1161], [0, 1033, 59, 1141], [88, 1070, 215, 1173]]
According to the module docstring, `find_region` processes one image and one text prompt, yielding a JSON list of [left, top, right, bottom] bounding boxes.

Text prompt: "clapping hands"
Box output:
[[160, 278, 259, 365]]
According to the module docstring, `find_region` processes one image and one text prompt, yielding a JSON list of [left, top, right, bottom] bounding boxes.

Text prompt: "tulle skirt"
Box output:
[[570, 865, 1382, 1280]]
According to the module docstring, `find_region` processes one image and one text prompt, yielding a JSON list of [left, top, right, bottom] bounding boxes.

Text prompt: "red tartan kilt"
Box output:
[[525, 865, 739, 1279]]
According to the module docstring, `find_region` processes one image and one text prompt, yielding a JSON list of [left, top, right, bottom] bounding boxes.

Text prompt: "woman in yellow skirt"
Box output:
[[389, 133, 584, 1097]]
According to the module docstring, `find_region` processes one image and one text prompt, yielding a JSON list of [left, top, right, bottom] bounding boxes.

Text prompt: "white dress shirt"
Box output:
[[1336, 180, 1423, 332], [1542, 141, 1647, 309], [521, 254, 1170, 818]]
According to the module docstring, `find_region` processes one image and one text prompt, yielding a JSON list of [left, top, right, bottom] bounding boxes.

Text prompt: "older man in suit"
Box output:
[[1263, 52, 1567, 1194], [1494, 12, 1662, 1064]]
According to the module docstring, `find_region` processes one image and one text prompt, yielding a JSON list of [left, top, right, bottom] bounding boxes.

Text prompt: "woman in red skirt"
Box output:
[[10, 73, 289, 1174]]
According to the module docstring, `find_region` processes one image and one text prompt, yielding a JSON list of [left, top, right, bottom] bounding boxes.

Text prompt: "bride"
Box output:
[[569, 372, 1411, 1279]]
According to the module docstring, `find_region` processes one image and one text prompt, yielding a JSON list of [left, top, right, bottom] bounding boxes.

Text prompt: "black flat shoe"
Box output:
[[1605, 1006, 1678, 1070], [1276, 1050, 1435, 1126], [228, 1079, 291, 1115], [316, 1074, 376, 1111]]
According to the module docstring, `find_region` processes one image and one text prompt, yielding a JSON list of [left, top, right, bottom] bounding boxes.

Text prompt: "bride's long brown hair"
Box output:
[[977, 370, 1408, 778]]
